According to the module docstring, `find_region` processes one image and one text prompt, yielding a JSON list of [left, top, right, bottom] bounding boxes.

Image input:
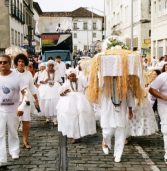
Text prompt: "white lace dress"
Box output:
[[128, 97, 158, 136], [38, 70, 61, 117], [56, 79, 96, 139]]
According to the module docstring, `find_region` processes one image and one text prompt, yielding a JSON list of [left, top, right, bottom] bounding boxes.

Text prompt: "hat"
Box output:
[[66, 68, 76, 76]]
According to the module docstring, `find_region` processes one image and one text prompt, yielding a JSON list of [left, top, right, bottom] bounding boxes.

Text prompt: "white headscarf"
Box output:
[[66, 68, 76, 76], [39, 62, 46, 68], [47, 60, 55, 66]]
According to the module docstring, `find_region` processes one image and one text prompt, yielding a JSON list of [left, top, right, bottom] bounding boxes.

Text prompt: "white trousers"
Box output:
[[158, 104, 167, 159], [102, 127, 125, 159], [0, 111, 20, 163]]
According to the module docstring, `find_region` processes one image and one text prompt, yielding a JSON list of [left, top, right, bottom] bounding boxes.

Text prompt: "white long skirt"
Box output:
[[128, 98, 158, 136], [38, 83, 60, 117], [57, 92, 96, 139]]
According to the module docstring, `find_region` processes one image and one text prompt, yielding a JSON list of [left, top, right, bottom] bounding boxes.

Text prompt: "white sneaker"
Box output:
[[102, 145, 109, 155], [114, 157, 121, 163], [12, 154, 19, 160]]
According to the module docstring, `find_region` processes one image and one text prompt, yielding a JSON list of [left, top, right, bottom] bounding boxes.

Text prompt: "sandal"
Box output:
[[23, 143, 32, 149]]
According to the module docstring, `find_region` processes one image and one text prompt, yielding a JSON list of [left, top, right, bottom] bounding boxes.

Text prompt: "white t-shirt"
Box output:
[[150, 72, 167, 105], [0, 71, 27, 113], [56, 62, 66, 78], [14, 70, 37, 95]]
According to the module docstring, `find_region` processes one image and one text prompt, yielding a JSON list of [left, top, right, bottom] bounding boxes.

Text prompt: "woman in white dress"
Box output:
[[38, 60, 61, 124], [33, 62, 46, 88], [57, 68, 96, 143], [14, 54, 39, 149]]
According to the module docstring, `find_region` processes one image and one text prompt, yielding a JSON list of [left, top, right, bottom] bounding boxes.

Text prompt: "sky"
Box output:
[[34, 0, 105, 15]]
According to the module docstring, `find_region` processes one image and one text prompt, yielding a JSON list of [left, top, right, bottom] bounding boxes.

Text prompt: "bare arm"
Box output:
[[149, 87, 167, 101]]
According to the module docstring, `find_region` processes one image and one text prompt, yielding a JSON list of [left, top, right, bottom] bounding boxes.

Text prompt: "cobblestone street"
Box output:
[[1, 116, 167, 171]]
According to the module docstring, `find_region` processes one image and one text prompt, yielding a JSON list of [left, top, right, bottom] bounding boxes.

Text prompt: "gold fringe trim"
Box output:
[[87, 50, 144, 104]]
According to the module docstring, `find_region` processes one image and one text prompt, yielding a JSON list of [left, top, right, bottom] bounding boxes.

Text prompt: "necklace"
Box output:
[[70, 81, 78, 92], [17, 68, 25, 73], [47, 70, 55, 87], [111, 77, 122, 106]]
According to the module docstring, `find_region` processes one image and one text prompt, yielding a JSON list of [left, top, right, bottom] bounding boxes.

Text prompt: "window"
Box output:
[[159, 0, 162, 11], [149, 30, 151, 37], [83, 22, 88, 30], [84, 45, 88, 50], [74, 33, 77, 38], [18, 32, 20, 45], [21, 33, 23, 45], [154, 1, 156, 13], [11, 29, 14, 45], [165, 0, 167, 8], [93, 22, 96, 30], [15, 30, 17, 45], [74, 45, 77, 51], [125, 6, 128, 23], [93, 33, 96, 38], [73, 23, 77, 30]]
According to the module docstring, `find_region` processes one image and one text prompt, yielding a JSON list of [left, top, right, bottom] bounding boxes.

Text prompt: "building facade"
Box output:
[[105, 0, 151, 55], [151, 0, 167, 58], [0, 0, 34, 53], [33, 1, 42, 53], [38, 7, 104, 51]]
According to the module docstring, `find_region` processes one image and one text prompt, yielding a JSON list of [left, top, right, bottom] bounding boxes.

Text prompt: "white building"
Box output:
[[0, 0, 34, 53], [151, 0, 167, 58], [38, 7, 104, 51], [33, 2, 42, 53], [105, 0, 151, 55]]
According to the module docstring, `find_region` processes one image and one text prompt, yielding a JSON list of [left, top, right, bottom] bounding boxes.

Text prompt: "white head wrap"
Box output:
[[47, 60, 55, 66], [39, 62, 46, 68], [66, 68, 76, 76]]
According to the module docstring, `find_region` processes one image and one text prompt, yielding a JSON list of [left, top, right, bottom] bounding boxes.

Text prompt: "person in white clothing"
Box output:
[[33, 62, 46, 87], [55, 56, 66, 83], [0, 54, 27, 167], [57, 68, 96, 143], [38, 60, 61, 124], [101, 83, 134, 162], [14, 54, 39, 149], [149, 71, 167, 164], [87, 44, 144, 163]]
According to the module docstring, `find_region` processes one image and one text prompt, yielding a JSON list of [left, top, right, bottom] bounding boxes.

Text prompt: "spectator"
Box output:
[[0, 54, 27, 167]]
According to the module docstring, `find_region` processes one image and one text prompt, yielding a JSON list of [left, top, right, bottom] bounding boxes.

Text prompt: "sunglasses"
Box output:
[[0, 61, 9, 65]]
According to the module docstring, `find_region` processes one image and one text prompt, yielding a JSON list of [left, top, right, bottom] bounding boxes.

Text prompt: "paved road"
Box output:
[[1, 116, 167, 171]]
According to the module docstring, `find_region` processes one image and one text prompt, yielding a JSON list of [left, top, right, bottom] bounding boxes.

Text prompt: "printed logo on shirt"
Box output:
[[0, 85, 15, 105]]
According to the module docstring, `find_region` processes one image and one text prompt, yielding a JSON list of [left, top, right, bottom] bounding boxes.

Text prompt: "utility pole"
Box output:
[[131, 0, 134, 51], [91, 7, 94, 51], [103, 0, 106, 39]]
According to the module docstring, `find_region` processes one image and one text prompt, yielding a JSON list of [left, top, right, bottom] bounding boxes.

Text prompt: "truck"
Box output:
[[41, 32, 73, 62]]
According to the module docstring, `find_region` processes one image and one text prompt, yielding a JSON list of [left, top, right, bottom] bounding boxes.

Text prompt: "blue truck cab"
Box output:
[[41, 32, 73, 63]]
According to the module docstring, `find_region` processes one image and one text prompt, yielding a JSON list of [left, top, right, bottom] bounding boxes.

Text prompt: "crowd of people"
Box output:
[[0, 46, 167, 168]]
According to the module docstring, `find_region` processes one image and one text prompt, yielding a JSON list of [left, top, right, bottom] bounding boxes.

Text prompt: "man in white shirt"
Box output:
[[55, 56, 66, 83], [149, 71, 167, 164], [0, 54, 27, 167]]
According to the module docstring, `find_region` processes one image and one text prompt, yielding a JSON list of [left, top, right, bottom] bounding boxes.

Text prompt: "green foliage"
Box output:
[[107, 38, 129, 50]]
